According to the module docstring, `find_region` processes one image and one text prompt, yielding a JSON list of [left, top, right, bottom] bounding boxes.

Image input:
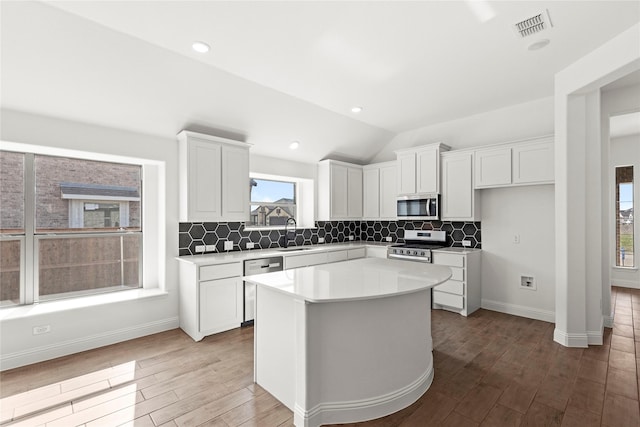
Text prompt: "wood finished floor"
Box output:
[[2, 286, 640, 427]]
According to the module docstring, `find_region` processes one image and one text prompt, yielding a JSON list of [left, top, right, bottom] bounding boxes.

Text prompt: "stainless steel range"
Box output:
[[387, 230, 447, 263]]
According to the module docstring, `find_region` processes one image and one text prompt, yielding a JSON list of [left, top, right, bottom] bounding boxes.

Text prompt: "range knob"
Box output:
[[420, 251, 425, 256]]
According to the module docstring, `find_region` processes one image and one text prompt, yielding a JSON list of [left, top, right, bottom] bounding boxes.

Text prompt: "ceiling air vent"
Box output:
[[514, 10, 553, 38]]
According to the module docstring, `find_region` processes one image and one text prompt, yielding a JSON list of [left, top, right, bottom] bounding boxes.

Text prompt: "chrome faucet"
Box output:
[[283, 217, 297, 248]]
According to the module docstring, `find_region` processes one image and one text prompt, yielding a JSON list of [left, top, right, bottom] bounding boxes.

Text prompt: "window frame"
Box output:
[[246, 175, 300, 230], [615, 165, 635, 269], [1, 149, 148, 306]]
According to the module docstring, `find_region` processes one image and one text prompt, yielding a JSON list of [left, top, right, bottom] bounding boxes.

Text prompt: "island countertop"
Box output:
[[243, 257, 452, 303]]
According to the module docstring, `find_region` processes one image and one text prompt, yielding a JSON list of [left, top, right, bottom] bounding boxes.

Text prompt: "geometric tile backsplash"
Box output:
[[179, 220, 481, 256]]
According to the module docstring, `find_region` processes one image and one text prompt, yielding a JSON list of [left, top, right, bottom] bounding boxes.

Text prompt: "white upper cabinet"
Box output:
[[474, 136, 554, 189], [363, 162, 397, 220], [441, 151, 480, 221], [395, 143, 450, 195], [475, 147, 512, 188], [318, 160, 363, 220], [178, 130, 251, 222]]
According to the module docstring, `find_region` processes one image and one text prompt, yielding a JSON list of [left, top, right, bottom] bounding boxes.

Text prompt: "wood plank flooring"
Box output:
[[2, 286, 640, 426]]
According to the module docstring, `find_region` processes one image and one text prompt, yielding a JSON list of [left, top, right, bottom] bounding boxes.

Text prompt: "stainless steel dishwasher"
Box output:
[[242, 256, 283, 326]]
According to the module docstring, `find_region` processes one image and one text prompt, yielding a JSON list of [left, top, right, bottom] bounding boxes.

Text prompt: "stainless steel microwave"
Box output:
[[397, 194, 439, 220]]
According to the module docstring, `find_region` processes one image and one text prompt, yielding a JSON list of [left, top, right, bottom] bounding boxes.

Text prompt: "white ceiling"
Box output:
[[1, 1, 639, 164]]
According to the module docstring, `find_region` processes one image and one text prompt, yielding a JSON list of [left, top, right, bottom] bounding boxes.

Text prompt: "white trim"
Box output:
[[481, 299, 555, 323], [0, 316, 178, 371], [604, 315, 614, 328], [553, 328, 589, 348], [611, 279, 640, 289], [294, 366, 433, 427], [587, 316, 604, 345]]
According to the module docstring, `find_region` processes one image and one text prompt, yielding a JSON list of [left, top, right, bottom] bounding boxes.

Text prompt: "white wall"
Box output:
[[370, 96, 554, 162], [480, 186, 556, 322], [0, 109, 180, 370], [610, 133, 640, 288]]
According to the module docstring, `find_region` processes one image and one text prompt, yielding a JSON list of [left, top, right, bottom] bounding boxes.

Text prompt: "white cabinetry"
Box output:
[[432, 249, 481, 317], [285, 247, 366, 270], [441, 151, 480, 221], [395, 143, 450, 195], [178, 261, 243, 341], [474, 136, 554, 189], [178, 130, 251, 222], [363, 162, 397, 220], [318, 160, 363, 220]]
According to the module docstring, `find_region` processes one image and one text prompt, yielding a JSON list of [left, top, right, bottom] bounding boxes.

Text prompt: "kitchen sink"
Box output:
[[276, 246, 314, 252]]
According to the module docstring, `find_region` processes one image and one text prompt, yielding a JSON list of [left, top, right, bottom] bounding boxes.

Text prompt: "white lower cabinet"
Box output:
[[178, 260, 243, 341], [432, 249, 481, 317]]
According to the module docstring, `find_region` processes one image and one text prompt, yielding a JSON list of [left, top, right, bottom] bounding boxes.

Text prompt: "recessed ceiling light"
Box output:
[[289, 141, 300, 150], [528, 39, 550, 51], [192, 41, 210, 53], [351, 106, 363, 114]]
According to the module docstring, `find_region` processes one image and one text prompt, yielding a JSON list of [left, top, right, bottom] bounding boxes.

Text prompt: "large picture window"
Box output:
[[0, 150, 143, 306], [616, 165, 634, 267], [248, 178, 296, 227]]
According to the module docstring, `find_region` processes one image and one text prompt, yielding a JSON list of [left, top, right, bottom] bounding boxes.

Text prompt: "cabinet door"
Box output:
[[363, 168, 380, 219], [397, 153, 416, 195], [442, 153, 475, 220], [416, 148, 439, 194], [330, 164, 349, 218], [199, 277, 242, 334], [347, 167, 363, 218], [475, 147, 512, 188], [188, 139, 221, 221], [512, 141, 554, 184], [379, 164, 397, 219], [221, 145, 250, 221]]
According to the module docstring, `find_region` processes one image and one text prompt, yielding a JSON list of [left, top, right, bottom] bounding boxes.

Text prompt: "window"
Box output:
[[616, 166, 634, 267], [248, 178, 296, 227], [0, 150, 143, 306]]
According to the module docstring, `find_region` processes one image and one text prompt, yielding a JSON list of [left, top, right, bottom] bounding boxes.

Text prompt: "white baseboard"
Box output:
[[587, 316, 604, 345], [295, 366, 433, 427], [604, 315, 614, 328], [553, 328, 589, 348], [611, 280, 640, 289], [0, 317, 179, 371], [481, 299, 555, 323]]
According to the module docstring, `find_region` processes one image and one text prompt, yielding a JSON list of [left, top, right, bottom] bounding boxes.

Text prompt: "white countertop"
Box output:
[[243, 257, 452, 303], [176, 241, 391, 266], [432, 247, 481, 254]]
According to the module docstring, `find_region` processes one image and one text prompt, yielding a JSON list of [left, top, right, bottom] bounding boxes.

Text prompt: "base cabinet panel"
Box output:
[[432, 250, 481, 316], [199, 277, 243, 335]]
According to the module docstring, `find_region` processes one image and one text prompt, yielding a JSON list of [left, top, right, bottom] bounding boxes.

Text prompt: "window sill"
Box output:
[[613, 266, 638, 271], [0, 288, 168, 321]]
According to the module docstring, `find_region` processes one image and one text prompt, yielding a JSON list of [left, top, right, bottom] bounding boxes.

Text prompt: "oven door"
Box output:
[[396, 195, 439, 220]]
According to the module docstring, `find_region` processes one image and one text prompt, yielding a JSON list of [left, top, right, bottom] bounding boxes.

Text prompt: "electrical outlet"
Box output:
[[33, 325, 51, 335], [513, 234, 520, 244], [462, 240, 471, 247], [224, 241, 234, 251], [205, 245, 216, 252], [246, 242, 255, 249], [349, 235, 354, 241], [385, 236, 392, 242], [520, 275, 536, 290], [318, 237, 325, 243], [195, 245, 206, 253]]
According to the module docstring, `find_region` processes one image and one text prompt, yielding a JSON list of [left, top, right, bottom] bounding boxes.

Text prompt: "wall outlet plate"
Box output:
[[520, 275, 536, 290], [385, 236, 392, 242], [33, 325, 51, 335], [349, 235, 354, 241], [246, 242, 255, 249], [318, 237, 325, 243], [462, 240, 471, 247], [195, 245, 206, 253], [224, 241, 234, 251], [205, 245, 216, 252]]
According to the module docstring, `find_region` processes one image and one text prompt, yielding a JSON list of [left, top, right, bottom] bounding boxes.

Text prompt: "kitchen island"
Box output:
[[243, 257, 451, 427]]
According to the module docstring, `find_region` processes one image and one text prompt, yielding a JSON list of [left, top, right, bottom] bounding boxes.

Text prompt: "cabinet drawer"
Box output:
[[432, 253, 464, 268], [434, 280, 464, 295], [348, 248, 366, 259], [450, 267, 464, 281], [433, 291, 464, 309], [285, 253, 327, 269], [200, 263, 242, 281], [327, 250, 348, 263]]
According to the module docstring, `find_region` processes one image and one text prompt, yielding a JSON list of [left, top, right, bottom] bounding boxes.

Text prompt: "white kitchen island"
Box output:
[[243, 257, 451, 427]]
